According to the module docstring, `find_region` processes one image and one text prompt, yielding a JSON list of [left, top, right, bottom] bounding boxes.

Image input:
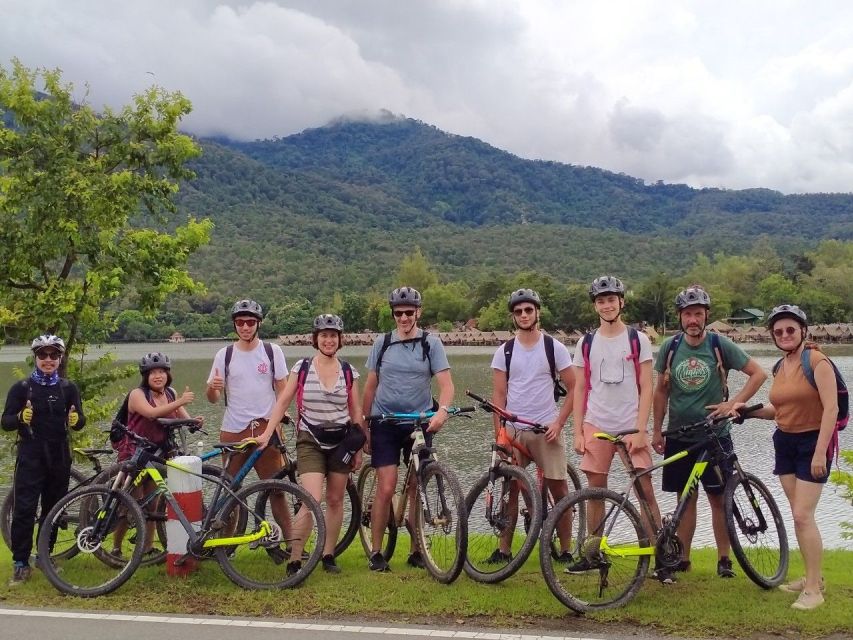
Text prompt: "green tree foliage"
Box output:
[[421, 282, 471, 325], [396, 247, 439, 292]]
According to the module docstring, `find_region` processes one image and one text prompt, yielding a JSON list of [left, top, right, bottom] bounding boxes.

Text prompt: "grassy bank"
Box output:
[[1, 544, 851, 639]]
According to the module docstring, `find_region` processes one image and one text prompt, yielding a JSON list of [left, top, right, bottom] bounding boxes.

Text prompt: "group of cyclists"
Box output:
[[2, 278, 840, 612]]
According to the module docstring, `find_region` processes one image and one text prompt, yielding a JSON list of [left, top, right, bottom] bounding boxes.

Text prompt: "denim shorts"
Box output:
[[773, 428, 831, 484]]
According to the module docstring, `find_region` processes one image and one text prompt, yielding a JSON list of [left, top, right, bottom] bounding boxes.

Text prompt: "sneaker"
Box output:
[[652, 566, 677, 585], [717, 556, 735, 578], [791, 590, 824, 611], [321, 554, 341, 574], [368, 552, 390, 572], [484, 549, 513, 565], [554, 550, 574, 564], [779, 576, 825, 593], [565, 557, 598, 574], [8, 564, 32, 587], [406, 551, 425, 569], [286, 560, 302, 577]]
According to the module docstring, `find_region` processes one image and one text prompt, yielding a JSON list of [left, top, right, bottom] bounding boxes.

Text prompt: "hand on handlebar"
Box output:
[[705, 401, 740, 419], [427, 409, 448, 433]]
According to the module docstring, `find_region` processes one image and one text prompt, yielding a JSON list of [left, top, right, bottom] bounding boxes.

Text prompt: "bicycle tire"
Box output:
[[215, 479, 326, 589], [540, 487, 649, 613], [724, 472, 789, 589], [356, 463, 398, 560], [415, 461, 467, 584], [2, 467, 88, 551], [37, 485, 146, 597], [464, 464, 542, 583], [543, 462, 585, 560]]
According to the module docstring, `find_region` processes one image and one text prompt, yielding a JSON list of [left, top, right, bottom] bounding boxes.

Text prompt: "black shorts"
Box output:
[[661, 435, 734, 495], [773, 429, 831, 484], [369, 419, 433, 468]]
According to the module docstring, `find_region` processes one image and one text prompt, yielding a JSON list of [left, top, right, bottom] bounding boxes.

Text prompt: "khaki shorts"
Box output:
[[219, 419, 284, 480], [506, 424, 567, 480], [579, 422, 653, 477], [295, 430, 351, 476]]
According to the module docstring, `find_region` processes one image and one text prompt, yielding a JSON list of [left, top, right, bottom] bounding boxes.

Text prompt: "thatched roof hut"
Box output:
[[707, 320, 734, 334]]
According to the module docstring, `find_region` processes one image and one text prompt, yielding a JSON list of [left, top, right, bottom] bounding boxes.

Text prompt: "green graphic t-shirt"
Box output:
[[654, 333, 749, 441]]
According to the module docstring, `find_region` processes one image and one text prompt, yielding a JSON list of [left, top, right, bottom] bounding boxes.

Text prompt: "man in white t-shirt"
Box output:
[[488, 288, 575, 565], [569, 276, 667, 581], [206, 299, 288, 480]]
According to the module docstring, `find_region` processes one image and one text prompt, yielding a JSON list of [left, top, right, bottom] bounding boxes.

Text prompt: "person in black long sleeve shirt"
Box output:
[[1, 334, 85, 586]]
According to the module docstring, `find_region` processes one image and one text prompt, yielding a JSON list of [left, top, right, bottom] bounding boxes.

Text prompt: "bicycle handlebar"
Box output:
[[366, 406, 475, 422], [156, 417, 205, 434], [465, 389, 545, 430], [660, 403, 764, 438]]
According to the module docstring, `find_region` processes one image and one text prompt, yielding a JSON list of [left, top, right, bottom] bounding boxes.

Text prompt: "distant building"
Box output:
[[726, 308, 765, 326], [168, 331, 185, 343]]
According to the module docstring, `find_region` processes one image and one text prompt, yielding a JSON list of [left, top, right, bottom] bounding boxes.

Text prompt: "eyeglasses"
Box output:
[[234, 318, 258, 328], [773, 326, 799, 337], [36, 351, 62, 360], [393, 310, 416, 318], [512, 306, 537, 316]]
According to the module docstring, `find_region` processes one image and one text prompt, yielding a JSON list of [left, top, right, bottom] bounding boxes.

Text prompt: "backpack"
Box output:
[[109, 386, 176, 448], [504, 334, 568, 403], [374, 330, 432, 380], [662, 331, 730, 401], [580, 327, 642, 412], [223, 341, 276, 406], [772, 348, 848, 462]]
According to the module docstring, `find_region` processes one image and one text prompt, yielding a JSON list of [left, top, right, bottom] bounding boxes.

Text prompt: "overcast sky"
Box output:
[[3, 0, 853, 193]]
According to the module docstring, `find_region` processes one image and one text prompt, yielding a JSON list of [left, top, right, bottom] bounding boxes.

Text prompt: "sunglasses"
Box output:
[[513, 306, 537, 316], [393, 309, 416, 318], [773, 326, 799, 337], [36, 351, 62, 360], [234, 318, 258, 328]]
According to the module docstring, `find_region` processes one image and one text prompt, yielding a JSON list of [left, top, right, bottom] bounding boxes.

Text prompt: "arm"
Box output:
[[257, 372, 300, 448], [652, 374, 669, 454], [707, 357, 767, 416], [810, 358, 840, 479], [427, 368, 455, 433], [491, 369, 507, 439], [128, 387, 193, 419], [206, 365, 224, 404], [348, 378, 367, 435], [572, 364, 586, 454], [1, 383, 26, 431], [629, 360, 654, 450], [361, 370, 378, 454], [546, 366, 573, 443], [67, 383, 86, 431]]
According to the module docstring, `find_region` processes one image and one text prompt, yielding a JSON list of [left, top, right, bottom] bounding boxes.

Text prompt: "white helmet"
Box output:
[[31, 334, 66, 354]]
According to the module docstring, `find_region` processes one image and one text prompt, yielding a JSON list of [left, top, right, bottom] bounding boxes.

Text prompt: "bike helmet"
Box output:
[[507, 288, 541, 311], [767, 304, 807, 328], [588, 275, 626, 301], [389, 287, 422, 308], [231, 299, 263, 320], [313, 314, 344, 333], [674, 286, 711, 311], [139, 352, 172, 373], [30, 334, 65, 354]]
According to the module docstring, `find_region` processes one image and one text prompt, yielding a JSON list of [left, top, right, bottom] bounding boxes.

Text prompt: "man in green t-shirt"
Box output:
[[652, 286, 766, 579]]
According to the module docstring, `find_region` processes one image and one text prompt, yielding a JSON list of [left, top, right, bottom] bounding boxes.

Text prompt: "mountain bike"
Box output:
[[356, 407, 473, 583], [464, 390, 584, 583], [539, 405, 789, 613], [37, 424, 326, 597]]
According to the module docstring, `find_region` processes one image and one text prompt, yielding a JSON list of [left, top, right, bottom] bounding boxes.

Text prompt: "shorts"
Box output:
[[369, 419, 434, 468], [773, 428, 832, 484], [579, 422, 653, 476], [219, 419, 284, 480], [506, 424, 567, 480], [296, 430, 352, 476], [661, 435, 734, 495]]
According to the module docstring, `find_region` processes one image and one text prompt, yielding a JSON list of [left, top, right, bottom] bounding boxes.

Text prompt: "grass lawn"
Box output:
[[1, 541, 851, 639]]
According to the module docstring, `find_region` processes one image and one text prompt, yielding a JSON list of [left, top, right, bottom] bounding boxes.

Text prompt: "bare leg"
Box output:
[[371, 465, 398, 553], [545, 478, 571, 553]]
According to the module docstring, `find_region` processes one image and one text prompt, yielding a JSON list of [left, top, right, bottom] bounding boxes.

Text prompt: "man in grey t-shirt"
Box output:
[[362, 287, 454, 572]]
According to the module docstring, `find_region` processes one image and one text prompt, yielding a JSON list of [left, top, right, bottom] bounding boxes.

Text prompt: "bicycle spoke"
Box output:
[[416, 462, 466, 583]]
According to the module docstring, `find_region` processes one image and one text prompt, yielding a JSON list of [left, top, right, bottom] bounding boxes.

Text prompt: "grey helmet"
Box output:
[[675, 286, 711, 310], [767, 304, 807, 328], [313, 314, 344, 333], [231, 299, 263, 320], [139, 352, 171, 373], [507, 288, 541, 311], [31, 334, 66, 354], [389, 287, 422, 308], [589, 275, 626, 301]]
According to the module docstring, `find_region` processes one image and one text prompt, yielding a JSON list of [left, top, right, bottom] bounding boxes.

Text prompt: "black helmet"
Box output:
[[139, 352, 171, 373], [313, 314, 344, 333], [507, 288, 541, 311], [231, 299, 263, 320], [767, 304, 807, 328], [389, 287, 422, 308], [675, 286, 711, 311], [589, 276, 626, 301], [31, 334, 66, 354]]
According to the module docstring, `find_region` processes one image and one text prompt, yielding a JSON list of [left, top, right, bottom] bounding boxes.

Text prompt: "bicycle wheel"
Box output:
[[415, 461, 467, 584], [37, 485, 146, 597], [540, 487, 649, 613], [2, 467, 87, 551], [465, 464, 542, 583], [356, 464, 398, 560], [215, 479, 326, 589], [724, 472, 788, 589], [543, 462, 586, 560]]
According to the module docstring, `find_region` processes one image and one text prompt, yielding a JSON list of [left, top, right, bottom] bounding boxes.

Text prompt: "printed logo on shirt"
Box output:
[[672, 356, 711, 392], [257, 362, 269, 375]]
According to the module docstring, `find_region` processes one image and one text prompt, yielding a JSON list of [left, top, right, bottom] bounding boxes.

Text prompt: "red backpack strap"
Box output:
[[340, 360, 354, 414], [627, 327, 642, 392], [581, 331, 594, 413], [295, 357, 313, 423]]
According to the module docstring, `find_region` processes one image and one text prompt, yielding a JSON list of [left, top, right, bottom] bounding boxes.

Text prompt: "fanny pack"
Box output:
[[303, 419, 351, 450]]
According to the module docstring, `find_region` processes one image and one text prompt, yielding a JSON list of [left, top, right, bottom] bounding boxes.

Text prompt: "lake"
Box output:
[[2, 341, 852, 550]]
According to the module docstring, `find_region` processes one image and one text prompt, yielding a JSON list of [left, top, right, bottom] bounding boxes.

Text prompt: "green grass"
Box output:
[[1, 543, 851, 639]]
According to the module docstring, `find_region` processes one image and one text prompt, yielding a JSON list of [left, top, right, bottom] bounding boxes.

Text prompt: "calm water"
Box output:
[[1, 342, 851, 550]]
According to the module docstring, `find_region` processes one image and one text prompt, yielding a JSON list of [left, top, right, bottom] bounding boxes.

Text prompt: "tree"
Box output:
[[396, 247, 438, 292], [0, 61, 212, 425], [421, 282, 470, 325]]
